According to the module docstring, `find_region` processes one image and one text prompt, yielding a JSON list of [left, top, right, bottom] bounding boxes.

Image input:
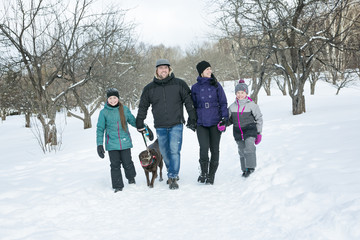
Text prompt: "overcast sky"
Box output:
[[97, 0, 215, 50]]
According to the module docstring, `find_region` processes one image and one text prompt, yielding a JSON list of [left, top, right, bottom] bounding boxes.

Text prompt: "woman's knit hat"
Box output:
[[235, 79, 248, 94], [106, 88, 119, 98], [196, 60, 211, 76]]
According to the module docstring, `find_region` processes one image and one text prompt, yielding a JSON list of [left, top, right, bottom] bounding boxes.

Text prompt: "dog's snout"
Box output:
[[139, 151, 152, 164], [143, 155, 151, 162]]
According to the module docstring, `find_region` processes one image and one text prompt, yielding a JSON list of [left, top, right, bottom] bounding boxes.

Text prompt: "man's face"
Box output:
[[156, 65, 170, 79]]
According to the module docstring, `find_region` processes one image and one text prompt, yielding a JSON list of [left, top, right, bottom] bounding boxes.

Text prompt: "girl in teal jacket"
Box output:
[[96, 88, 137, 193]]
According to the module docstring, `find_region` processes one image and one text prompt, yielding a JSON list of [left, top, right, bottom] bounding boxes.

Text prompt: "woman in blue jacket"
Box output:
[[96, 88, 138, 193], [191, 61, 228, 184]]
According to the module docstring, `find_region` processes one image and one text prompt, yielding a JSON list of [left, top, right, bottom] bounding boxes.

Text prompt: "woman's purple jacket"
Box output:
[[191, 77, 228, 127]]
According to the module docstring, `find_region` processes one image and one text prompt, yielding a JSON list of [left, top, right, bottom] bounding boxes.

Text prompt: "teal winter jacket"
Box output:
[[96, 103, 136, 151]]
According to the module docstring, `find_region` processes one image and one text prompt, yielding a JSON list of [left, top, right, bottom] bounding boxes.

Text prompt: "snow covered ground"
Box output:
[[1, 80, 360, 240]]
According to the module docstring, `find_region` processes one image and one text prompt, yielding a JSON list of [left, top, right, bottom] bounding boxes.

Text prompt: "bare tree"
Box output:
[[0, 68, 21, 120], [318, 1, 360, 94], [273, 74, 287, 96], [211, 0, 359, 114], [63, 5, 138, 128], [209, 0, 278, 103], [0, 60, 35, 126], [268, 0, 359, 114], [322, 68, 359, 95], [0, 0, 110, 151], [309, 59, 323, 95]]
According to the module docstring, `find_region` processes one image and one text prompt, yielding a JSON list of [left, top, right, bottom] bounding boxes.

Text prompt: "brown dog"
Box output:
[[138, 139, 163, 188]]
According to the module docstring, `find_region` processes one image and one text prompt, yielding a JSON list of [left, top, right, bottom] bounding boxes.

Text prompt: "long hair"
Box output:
[[118, 102, 127, 131]]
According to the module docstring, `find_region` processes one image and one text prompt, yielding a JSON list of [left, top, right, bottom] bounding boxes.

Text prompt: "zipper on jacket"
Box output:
[[117, 122, 122, 150], [236, 99, 246, 141], [162, 86, 169, 122]]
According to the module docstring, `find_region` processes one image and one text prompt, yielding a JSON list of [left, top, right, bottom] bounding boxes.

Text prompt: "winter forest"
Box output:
[[1, 0, 360, 239], [0, 0, 359, 152]]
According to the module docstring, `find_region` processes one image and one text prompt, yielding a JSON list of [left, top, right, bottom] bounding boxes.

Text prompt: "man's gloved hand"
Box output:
[[136, 118, 144, 130], [186, 118, 197, 132], [143, 124, 154, 141], [255, 134, 262, 145], [97, 145, 105, 158], [138, 123, 154, 141]]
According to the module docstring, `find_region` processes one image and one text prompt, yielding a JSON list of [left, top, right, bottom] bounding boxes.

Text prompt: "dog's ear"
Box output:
[[149, 149, 160, 159]]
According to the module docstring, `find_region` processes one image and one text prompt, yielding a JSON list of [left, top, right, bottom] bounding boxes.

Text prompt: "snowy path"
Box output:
[[1, 81, 360, 239]]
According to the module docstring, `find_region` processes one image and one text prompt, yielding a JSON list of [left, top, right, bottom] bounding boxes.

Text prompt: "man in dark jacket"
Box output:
[[136, 59, 197, 190]]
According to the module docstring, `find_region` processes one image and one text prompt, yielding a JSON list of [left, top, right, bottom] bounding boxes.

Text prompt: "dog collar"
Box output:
[[140, 155, 156, 167]]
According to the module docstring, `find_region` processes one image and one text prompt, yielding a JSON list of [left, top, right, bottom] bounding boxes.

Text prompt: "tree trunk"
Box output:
[[47, 121, 58, 146], [71, 89, 93, 129], [25, 111, 31, 128], [263, 86, 271, 96], [251, 87, 260, 103], [251, 74, 258, 93], [37, 111, 58, 149], [263, 77, 271, 96], [336, 87, 341, 95], [275, 79, 287, 95], [310, 83, 316, 95], [83, 111, 92, 129], [292, 94, 306, 115], [1, 109, 6, 121]]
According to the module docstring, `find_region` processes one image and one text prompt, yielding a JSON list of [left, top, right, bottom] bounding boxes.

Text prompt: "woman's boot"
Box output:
[[198, 162, 208, 183]]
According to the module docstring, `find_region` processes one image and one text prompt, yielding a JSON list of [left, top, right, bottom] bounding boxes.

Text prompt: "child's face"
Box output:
[[236, 91, 247, 100], [108, 96, 119, 106]]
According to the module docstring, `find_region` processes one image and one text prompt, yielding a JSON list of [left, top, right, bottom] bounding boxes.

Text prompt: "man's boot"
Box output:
[[169, 178, 179, 190]]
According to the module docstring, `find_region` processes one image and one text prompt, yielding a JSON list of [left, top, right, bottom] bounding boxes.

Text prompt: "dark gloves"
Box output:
[[97, 145, 105, 158], [144, 124, 154, 141], [186, 118, 197, 132], [138, 123, 154, 141], [255, 134, 262, 145], [136, 118, 144, 130], [217, 118, 227, 132], [210, 74, 218, 86]]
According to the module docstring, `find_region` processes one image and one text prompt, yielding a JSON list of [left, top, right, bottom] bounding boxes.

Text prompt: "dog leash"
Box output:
[[141, 131, 152, 159], [142, 132, 149, 148], [140, 132, 157, 167], [141, 124, 152, 148]]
